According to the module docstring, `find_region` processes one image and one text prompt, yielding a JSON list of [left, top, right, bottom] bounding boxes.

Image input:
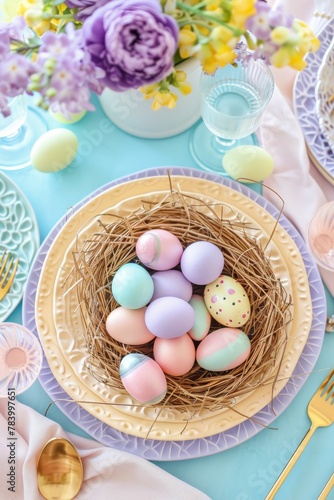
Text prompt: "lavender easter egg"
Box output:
[[119, 353, 167, 404], [151, 270, 193, 301], [196, 328, 251, 371], [145, 297, 195, 339], [180, 241, 224, 285]]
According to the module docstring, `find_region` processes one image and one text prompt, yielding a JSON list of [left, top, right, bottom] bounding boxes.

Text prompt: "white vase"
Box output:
[[98, 58, 201, 139]]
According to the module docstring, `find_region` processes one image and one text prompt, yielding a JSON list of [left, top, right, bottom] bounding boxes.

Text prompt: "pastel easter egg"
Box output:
[[151, 270, 193, 302], [119, 353, 167, 404], [106, 307, 155, 345], [30, 128, 78, 172], [111, 263, 154, 309], [136, 229, 183, 270], [180, 241, 224, 285], [222, 145, 274, 183], [188, 294, 212, 341], [145, 297, 195, 339], [153, 334, 196, 376], [204, 275, 251, 327], [49, 109, 86, 124], [196, 328, 251, 371]]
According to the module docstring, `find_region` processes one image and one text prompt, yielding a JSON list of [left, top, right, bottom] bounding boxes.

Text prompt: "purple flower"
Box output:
[[65, 0, 110, 21], [246, 2, 272, 40], [31, 24, 104, 117], [0, 16, 27, 41], [81, 0, 179, 91], [0, 18, 37, 115], [267, 5, 293, 29], [245, 2, 295, 65], [246, 2, 293, 41]]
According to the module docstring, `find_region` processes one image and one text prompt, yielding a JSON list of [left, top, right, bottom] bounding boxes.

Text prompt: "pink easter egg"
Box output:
[[136, 229, 183, 270], [106, 307, 155, 345], [153, 334, 196, 376], [196, 328, 251, 371], [119, 353, 167, 404]]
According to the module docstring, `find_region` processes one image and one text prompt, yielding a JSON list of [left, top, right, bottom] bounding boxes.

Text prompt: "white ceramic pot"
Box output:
[[98, 58, 201, 139]]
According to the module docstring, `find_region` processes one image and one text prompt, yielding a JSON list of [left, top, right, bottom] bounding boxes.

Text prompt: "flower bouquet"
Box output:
[[0, 0, 320, 117]]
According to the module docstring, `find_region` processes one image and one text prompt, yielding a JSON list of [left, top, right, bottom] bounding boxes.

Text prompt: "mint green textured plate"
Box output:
[[0, 171, 39, 321]]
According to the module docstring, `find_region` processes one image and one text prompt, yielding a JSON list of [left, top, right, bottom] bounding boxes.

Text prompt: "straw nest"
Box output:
[[70, 182, 292, 416]]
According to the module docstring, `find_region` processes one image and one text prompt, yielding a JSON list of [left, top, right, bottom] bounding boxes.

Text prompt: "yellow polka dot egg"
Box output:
[[204, 275, 251, 327]]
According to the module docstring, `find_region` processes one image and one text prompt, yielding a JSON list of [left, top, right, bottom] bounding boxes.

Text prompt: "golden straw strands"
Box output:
[[66, 184, 292, 417]]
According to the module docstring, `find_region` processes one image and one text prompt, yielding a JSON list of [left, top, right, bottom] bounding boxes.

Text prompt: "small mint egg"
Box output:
[[111, 263, 154, 309], [222, 145, 274, 183], [30, 128, 78, 173], [188, 294, 211, 341]]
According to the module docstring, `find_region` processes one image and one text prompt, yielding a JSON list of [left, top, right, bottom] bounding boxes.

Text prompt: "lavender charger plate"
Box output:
[[22, 167, 326, 461]]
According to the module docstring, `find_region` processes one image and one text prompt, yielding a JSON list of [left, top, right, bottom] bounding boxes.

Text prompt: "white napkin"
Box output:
[[259, 0, 334, 296], [0, 399, 210, 500]]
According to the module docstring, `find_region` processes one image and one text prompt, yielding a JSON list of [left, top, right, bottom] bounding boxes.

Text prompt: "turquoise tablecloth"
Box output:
[[6, 95, 334, 500]]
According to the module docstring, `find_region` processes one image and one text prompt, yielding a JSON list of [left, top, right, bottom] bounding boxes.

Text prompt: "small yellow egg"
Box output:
[[30, 128, 78, 173], [49, 109, 86, 124], [222, 145, 274, 183]]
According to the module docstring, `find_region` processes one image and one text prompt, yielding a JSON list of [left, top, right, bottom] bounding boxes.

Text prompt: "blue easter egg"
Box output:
[[111, 263, 154, 309]]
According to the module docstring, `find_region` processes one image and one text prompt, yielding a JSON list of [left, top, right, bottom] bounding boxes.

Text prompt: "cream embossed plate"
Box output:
[[35, 175, 312, 441]]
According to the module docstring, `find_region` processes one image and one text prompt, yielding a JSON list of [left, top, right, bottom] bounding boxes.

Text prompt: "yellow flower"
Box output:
[[151, 91, 178, 111], [17, 0, 48, 34], [205, 2, 223, 17], [178, 26, 197, 59], [50, 3, 69, 30], [230, 0, 256, 30], [196, 44, 217, 73], [171, 70, 192, 94], [17, 0, 69, 34], [0, 0, 22, 21], [270, 26, 292, 46], [293, 19, 320, 55], [270, 46, 306, 71], [196, 40, 235, 74], [139, 83, 160, 99], [17, 0, 43, 16], [194, 23, 237, 74], [211, 25, 235, 44], [214, 45, 237, 67]]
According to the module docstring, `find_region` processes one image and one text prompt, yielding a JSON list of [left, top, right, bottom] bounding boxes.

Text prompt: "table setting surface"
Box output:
[[1, 1, 334, 499], [1, 88, 332, 499]]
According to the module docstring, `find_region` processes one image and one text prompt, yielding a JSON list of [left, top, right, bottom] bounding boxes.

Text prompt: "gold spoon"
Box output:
[[37, 437, 83, 500]]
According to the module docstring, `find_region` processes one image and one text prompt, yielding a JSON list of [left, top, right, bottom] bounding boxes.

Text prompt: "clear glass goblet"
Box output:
[[0, 94, 48, 171], [190, 58, 274, 174]]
